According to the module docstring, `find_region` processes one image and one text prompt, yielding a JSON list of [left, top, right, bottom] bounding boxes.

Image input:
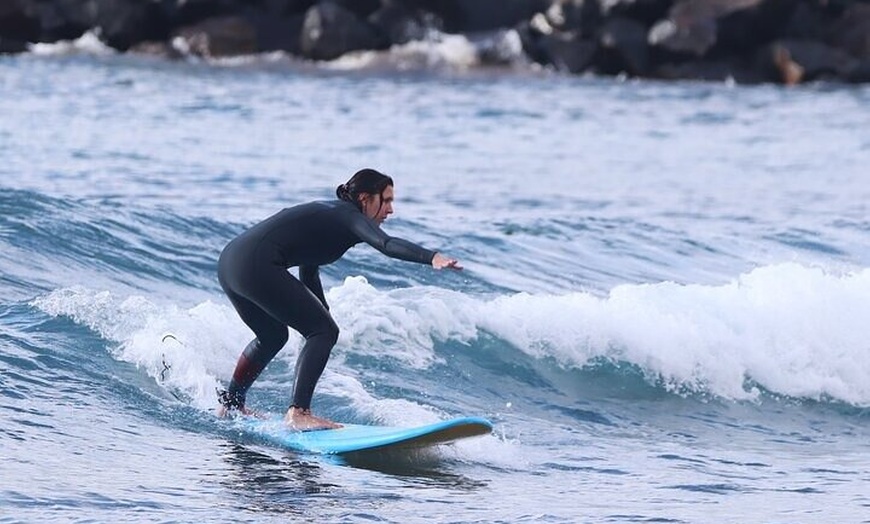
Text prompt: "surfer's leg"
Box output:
[[220, 290, 289, 410], [238, 270, 340, 412], [254, 275, 339, 411], [247, 272, 341, 429]]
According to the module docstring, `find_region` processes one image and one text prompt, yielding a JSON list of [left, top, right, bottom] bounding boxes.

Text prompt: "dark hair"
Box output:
[[336, 168, 394, 210]]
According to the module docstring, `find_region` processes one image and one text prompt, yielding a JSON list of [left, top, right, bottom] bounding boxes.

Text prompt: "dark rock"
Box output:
[[368, 3, 428, 46], [173, 15, 258, 58], [544, 0, 603, 35], [826, 3, 870, 59], [605, 0, 673, 27], [654, 58, 762, 82], [27, 0, 92, 42], [299, 1, 382, 60], [168, 0, 241, 26], [258, 0, 317, 16], [757, 38, 859, 83], [648, 0, 762, 58], [595, 16, 650, 75], [244, 11, 305, 53], [398, 0, 550, 33], [540, 30, 598, 73], [714, 0, 801, 57], [476, 30, 526, 66], [93, 0, 170, 51], [783, 0, 838, 40], [846, 59, 870, 82], [0, 0, 41, 42], [0, 36, 29, 54], [331, 0, 383, 19]]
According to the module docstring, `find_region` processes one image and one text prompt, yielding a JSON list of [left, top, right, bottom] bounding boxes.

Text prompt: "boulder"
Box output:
[[605, 0, 673, 26], [544, 0, 603, 35], [167, 0, 241, 26], [330, 0, 383, 18], [713, 0, 800, 57], [595, 16, 650, 75], [258, 0, 318, 16], [28, 0, 93, 42], [542, 30, 599, 73], [517, 12, 599, 72], [244, 11, 305, 53], [0, 0, 41, 42], [757, 38, 859, 84], [654, 58, 762, 82], [647, 0, 762, 57], [826, 3, 870, 59], [173, 15, 258, 58], [367, 3, 429, 46], [93, 0, 170, 51], [397, 0, 550, 33], [299, 1, 382, 61], [0, 36, 29, 54], [847, 59, 870, 83]]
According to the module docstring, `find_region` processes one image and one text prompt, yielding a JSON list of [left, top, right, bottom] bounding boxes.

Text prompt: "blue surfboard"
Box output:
[[240, 416, 493, 455]]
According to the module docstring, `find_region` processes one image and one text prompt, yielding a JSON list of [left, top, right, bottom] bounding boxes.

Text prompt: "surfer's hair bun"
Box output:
[[336, 168, 394, 210]]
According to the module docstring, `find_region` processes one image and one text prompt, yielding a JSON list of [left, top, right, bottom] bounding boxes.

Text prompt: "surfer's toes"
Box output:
[[284, 408, 342, 431]]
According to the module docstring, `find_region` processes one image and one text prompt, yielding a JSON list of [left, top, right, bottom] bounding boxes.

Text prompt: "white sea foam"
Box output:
[[475, 262, 870, 405], [337, 263, 870, 406], [326, 30, 525, 73], [29, 31, 115, 57], [33, 262, 870, 412]]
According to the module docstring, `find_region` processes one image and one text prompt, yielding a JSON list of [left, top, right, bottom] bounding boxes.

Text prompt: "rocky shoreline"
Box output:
[[1, 0, 869, 84]]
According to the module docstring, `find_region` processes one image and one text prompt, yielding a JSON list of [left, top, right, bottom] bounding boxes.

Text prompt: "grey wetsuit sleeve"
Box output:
[[346, 212, 437, 265]]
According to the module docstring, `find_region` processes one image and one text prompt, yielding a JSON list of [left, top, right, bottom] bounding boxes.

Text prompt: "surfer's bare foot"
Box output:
[[285, 406, 342, 431], [216, 389, 262, 418]]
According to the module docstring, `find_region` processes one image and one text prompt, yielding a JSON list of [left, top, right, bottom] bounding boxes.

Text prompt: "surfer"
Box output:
[[216, 169, 462, 430]]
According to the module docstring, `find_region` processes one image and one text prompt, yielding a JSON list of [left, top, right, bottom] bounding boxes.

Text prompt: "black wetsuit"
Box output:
[[217, 199, 436, 411]]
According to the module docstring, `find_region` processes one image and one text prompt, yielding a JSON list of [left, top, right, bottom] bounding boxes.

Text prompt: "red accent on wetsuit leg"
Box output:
[[231, 352, 267, 390]]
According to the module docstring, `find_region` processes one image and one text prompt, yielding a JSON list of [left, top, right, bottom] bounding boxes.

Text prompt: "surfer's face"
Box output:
[[360, 185, 394, 224]]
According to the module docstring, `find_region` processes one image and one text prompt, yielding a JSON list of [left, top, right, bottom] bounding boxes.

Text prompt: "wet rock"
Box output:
[[400, 0, 550, 33], [0, 37, 29, 54], [543, 30, 599, 73], [368, 2, 429, 46], [258, 0, 317, 16], [826, 3, 870, 59], [605, 0, 673, 26], [244, 11, 305, 54], [0, 0, 41, 42], [94, 0, 170, 51], [654, 58, 758, 81], [299, 1, 382, 61], [713, 0, 801, 57], [27, 0, 92, 43], [169, 0, 241, 26], [648, 0, 762, 57], [173, 15, 258, 58], [758, 38, 859, 84], [595, 16, 650, 75], [543, 0, 603, 35], [846, 59, 870, 82]]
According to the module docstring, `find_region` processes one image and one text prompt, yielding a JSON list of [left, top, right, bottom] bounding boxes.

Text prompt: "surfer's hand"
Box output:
[[432, 253, 462, 270]]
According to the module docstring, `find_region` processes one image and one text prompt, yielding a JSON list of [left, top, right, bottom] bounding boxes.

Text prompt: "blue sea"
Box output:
[[2, 35, 870, 523]]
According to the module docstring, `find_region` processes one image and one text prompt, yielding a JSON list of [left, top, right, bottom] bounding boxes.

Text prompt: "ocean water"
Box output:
[[2, 37, 870, 523]]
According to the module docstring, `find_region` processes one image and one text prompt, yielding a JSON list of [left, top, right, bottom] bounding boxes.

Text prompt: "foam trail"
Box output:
[[32, 286, 248, 409]]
